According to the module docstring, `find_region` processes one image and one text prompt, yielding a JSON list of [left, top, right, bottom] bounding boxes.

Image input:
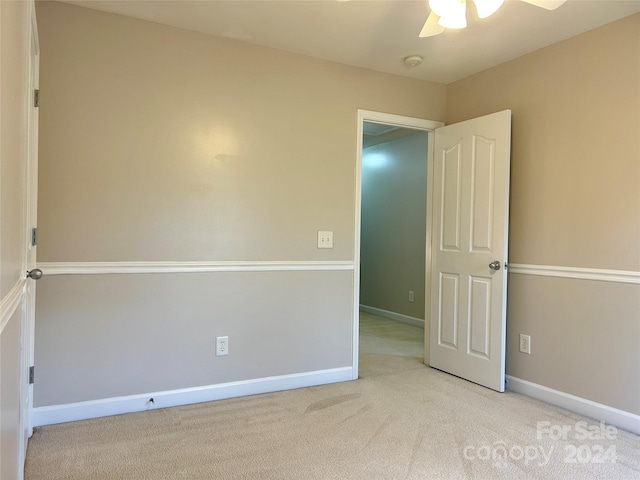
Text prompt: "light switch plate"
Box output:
[[317, 231, 334, 249]]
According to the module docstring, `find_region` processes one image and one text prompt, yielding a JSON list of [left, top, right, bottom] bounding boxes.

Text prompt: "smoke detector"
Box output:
[[403, 55, 423, 68]]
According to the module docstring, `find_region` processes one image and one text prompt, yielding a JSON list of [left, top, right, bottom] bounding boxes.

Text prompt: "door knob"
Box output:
[[489, 261, 501, 271], [26, 268, 43, 280]]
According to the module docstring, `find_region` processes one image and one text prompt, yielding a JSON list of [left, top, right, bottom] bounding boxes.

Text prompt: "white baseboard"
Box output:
[[506, 375, 640, 436], [359, 304, 424, 328], [32, 367, 353, 427]]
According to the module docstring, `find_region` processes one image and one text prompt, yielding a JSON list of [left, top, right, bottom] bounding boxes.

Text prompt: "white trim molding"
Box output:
[[360, 304, 425, 328], [506, 375, 640, 436], [37, 261, 355, 276], [508, 264, 640, 285], [0, 280, 25, 333], [32, 366, 353, 426]]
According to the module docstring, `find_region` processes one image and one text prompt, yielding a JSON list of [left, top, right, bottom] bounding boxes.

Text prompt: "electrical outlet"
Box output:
[[408, 291, 415, 302], [519, 334, 531, 354], [216, 336, 229, 356]]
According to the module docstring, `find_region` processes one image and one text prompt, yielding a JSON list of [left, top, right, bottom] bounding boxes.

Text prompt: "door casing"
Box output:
[[353, 110, 443, 378], [22, 0, 40, 453]]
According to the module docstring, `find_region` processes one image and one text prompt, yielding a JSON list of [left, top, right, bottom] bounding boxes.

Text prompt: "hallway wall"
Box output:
[[360, 132, 428, 321]]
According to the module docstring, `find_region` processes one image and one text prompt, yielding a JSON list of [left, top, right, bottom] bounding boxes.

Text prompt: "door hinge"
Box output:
[[34, 89, 40, 108], [29, 366, 34, 385], [31, 227, 38, 246]]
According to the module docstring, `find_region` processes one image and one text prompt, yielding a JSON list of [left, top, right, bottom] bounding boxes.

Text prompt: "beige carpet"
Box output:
[[25, 313, 640, 479]]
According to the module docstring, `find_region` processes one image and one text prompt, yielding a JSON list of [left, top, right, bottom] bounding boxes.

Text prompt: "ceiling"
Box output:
[[363, 122, 423, 148], [62, 0, 640, 84]]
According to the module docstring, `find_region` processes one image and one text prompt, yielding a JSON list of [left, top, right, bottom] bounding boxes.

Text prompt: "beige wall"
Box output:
[[360, 132, 428, 319], [447, 14, 640, 414], [507, 275, 640, 414], [0, 0, 31, 477], [34, 2, 446, 406], [36, 1, 445, 263], [447, 14, 639, 271], [1, 1, 28, 298], [35, 271, 354, 406]]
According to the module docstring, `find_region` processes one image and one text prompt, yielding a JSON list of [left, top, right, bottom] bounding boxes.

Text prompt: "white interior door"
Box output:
[[429, 110, 511, 392]]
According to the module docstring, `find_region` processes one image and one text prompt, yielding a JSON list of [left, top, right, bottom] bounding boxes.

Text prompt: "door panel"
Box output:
[[468, 276, 491, 358], [429, 110, 511, 392], [470, 136, 494, 252], [441, 143, 462, 252], [438, 273, 459, 349]]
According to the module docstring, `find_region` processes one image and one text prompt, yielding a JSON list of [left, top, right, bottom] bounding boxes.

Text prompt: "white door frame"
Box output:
[[22, 0, 39, 445], [352, 110, 443, 379]]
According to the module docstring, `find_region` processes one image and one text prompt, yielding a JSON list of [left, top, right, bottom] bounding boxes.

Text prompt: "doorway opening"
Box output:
[[352, 111, 443, 379], [359, 123, 428, 363]]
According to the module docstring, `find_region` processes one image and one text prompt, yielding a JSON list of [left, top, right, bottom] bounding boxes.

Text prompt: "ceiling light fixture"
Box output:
[[429, 0, 468, 29], [420, 0, 566, 37], [474, 0, 505, 18]]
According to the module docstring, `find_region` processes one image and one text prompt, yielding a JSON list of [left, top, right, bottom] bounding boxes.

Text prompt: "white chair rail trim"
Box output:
[[37, 261, 355, 276], [0, 280, 25, 333], [508, 264, 640, 285]]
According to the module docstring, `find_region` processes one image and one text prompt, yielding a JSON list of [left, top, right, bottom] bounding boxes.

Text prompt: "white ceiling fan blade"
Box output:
[[520, 0, 567, 10], [419, 12, 445, 37], [474, 0, 505, 19]]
